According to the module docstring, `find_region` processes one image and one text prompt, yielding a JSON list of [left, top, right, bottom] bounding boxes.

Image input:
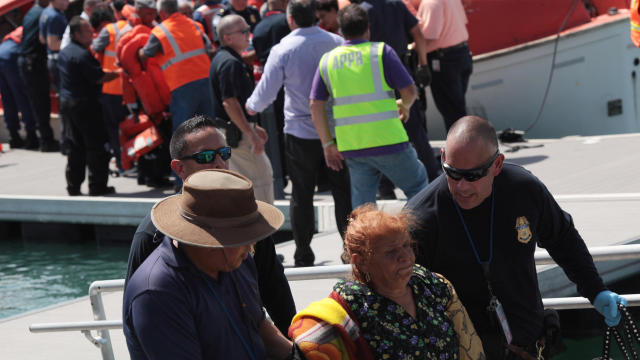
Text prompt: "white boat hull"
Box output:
[[425, 12, 640, 140]]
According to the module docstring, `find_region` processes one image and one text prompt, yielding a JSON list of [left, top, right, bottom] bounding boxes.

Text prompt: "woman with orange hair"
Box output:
[[289, 205, 485, 359]]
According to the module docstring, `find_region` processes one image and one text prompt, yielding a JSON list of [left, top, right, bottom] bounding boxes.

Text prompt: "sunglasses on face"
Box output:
[[442, 149, 499, 182], [180, 147, 232, 164]]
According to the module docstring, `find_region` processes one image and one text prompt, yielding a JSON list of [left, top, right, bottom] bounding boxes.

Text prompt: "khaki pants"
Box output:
[[228, 133, 274, 204]]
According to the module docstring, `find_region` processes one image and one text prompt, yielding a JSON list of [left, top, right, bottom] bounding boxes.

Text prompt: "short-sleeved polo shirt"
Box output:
[[209, 46, 256, 123], [20, 4, 46, 57], [361, 0, 418, 57], [123, 237, 267, 360], [39, 6, 67, 54]]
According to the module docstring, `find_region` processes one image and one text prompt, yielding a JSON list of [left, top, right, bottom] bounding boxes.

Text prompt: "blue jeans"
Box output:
[[345, 144, 428, 208], [169, 78, 215, 132]]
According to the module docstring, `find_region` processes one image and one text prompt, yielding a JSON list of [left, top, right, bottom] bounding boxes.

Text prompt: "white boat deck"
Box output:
[[1, 133, 640, 359]]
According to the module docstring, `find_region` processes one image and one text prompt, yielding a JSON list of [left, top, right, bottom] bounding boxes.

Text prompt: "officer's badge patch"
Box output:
[[515, 216, 532, 244]]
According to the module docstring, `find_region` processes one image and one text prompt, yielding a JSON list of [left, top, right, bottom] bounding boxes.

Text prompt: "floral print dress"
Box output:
[[331, 264, 460, 359]]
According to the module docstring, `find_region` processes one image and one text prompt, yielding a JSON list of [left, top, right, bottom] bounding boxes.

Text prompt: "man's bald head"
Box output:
[[446, 116, 498, 153], [442, 116, 504, 210]]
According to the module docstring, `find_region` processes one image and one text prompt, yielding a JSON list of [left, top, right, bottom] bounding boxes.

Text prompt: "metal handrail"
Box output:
[[28, 244, 640, 360]]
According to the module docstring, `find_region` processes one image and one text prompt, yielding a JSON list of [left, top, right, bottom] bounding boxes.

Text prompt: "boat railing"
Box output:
[[28, 244, 640, 360]]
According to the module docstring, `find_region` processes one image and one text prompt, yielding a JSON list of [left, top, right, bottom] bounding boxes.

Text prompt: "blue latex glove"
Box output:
[[593, 290, 627, 326]]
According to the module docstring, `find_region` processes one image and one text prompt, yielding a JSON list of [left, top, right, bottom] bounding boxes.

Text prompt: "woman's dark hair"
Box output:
[[315, 0, 338, 12], [337, 3, 368, 39]]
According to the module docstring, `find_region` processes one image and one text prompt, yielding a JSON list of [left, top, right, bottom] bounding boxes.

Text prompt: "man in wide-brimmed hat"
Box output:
[[123, 169, 300, 359], [124, 115, 296, 337]]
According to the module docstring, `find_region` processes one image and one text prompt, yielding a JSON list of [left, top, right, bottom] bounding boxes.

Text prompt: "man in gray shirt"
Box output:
[[246, 0, 350, 267]]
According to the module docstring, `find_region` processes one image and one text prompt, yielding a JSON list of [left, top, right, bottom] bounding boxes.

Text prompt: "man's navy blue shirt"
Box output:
[[57, 40, 104, 101], [20, 4, 47, 58], [361, 0, 418, 57], [123, 237, 267, 359], [251, 11, 290, 64], [39, 6, 67, 54]]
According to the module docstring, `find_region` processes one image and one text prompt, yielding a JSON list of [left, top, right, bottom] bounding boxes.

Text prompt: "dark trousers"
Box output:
[[0, 55, 36, 133], [404, 101, 442, 181], [428, 44, 473, 130], [17, 55, 54, 141], [60, 98, 110, 194], [100, 93, 126, 169], [285, 134, 351, 265]]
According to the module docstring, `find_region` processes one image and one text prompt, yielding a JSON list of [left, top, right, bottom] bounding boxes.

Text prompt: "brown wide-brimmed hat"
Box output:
[[151, 169, 284, 248]]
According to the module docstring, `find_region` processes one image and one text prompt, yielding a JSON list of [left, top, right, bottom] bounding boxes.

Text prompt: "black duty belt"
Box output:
[[429, 41, 468, 56]]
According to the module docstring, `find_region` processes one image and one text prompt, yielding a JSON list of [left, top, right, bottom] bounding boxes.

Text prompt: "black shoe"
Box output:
[[25, 131, 40, 150], [9, 132, 24, 149], [89, 186, 116, 196], [294, 260, 314, 267], [40, 139, 60, 152], [377, 187, 397, 200], [67, 188, 82, 196]]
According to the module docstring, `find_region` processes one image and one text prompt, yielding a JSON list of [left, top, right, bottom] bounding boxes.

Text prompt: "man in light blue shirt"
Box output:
[[246, 0, 351, 267]]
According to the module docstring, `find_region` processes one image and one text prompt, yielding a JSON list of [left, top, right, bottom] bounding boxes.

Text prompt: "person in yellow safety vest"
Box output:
[[92, 4, 130, 171], [631, 0, 640, 47], [310, 4, 428, 208], [139, 0, 215, 188]]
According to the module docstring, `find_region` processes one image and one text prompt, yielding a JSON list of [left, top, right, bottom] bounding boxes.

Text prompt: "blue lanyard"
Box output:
[[201, 273, 257, 360], [453, 188, 495, 270]]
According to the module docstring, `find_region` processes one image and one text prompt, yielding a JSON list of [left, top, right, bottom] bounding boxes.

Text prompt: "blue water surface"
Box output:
[[0, 239, 129, 319]]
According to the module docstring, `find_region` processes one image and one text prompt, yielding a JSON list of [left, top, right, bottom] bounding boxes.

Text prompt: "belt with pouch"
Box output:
[[429, 41, 468, 57]]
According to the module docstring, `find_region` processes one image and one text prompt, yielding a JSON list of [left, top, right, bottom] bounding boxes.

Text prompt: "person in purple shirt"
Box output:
[[310, 4, 427, 208], [246, 0, 351, 267]]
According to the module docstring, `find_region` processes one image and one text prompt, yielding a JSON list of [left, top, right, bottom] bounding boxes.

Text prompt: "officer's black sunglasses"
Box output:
[[180, 147, 232, 164], [441, 149, 499, 182]]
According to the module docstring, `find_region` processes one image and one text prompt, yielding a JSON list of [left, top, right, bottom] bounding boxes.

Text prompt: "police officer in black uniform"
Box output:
[[406, 115, 626, 359], [18, 0, 59, 152], [57, 16, 119, 196], [211, 0, 260, 45]]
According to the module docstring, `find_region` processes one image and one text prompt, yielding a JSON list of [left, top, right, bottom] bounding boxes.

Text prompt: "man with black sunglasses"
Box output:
[[406, 116, 625, 359], [125, 115, 296, 337]]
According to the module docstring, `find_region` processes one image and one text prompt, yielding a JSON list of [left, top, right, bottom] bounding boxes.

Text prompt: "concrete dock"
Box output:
[[1, 133, 640, 359]]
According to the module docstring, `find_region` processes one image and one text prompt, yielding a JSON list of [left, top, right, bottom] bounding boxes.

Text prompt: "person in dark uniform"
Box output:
[[40, 0, 70, 153], [19, 0, 60, 152], [358, 0, 441, 194], [0, 28, 39, 149], [251, 0, 289, 63], [406, 115, 627, 359], [125, 115, 296, 336], [210, 14, 274, 204], [212, 0, 261, 44], [251, 0, 290, 197], [57, 16, 119, 196]]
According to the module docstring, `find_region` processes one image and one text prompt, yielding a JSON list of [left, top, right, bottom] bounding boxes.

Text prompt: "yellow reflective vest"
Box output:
[[319, 41, 408, 152]]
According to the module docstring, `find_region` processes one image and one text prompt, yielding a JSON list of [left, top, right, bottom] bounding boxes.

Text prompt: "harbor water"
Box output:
[[0, 237, 129, 320]]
